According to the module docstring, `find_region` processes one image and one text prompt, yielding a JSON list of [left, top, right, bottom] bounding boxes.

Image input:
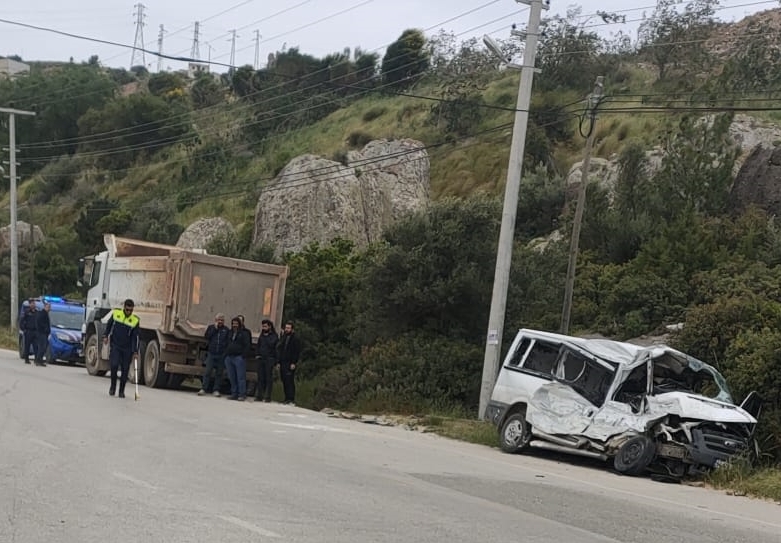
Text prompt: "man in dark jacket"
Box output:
[[224, 316, 250, 401], [103, 298, 140, 398], [277, 321, 302, 405], [20, 298, 38, 364], [34, 301, 51, 367], [199, 313, 229, 397], [254, 319, 279, 403]]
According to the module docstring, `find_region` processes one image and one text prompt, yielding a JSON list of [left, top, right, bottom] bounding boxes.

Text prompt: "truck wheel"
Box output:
[[85, 334, 107, 377], [500, 412, 531, 454], [613, 435, 656, 476], [143, 340, 167, 388]]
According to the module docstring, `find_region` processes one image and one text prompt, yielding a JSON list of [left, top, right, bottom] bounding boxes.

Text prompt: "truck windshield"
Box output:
[[50, 310, 84, 330]]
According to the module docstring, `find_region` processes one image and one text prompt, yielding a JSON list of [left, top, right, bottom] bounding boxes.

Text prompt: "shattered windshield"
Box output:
[[651, 350, 734, 404]]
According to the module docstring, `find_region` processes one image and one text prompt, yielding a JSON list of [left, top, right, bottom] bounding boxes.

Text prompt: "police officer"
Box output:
[[103, 298, 140, 398], [20, 298, 38, 364], [34, 301, 51, 367]]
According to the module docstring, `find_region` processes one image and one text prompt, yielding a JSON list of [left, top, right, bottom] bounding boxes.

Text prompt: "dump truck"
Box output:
[[78, 234, 288, 389]]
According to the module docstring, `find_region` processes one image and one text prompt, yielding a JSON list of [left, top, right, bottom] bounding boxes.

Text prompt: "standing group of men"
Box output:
[[199, 314, 302, 404], [19, 298, 52, 367]]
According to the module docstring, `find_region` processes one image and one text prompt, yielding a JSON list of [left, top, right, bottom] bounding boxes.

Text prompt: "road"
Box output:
[[1, 349, 779, 543]]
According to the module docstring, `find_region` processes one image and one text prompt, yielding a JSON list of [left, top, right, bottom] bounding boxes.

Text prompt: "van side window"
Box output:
[[557, 349, 615, 407], [507, 338, 531, 367], [522, 340, 559, 376]]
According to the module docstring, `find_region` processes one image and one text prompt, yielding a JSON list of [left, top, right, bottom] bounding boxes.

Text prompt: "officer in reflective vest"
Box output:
[[103, 298, 140, 398]]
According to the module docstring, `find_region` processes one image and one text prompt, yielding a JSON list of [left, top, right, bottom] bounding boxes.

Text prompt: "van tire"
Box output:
[[613, 435, 656, 476], [500, 412, 531, 454]]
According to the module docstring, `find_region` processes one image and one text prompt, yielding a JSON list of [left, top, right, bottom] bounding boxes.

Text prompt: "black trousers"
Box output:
[[279, 364, 296, 403], [110, 348, 133, 392], [255, 359, 275, 400], [34, 334, 48, 364]]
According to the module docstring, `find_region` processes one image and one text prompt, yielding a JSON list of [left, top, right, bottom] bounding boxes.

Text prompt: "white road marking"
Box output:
[[269, 421, 352, 434], [29, 438, 60, 450], [276, 412, 307, 418], [112, 471, 157, 491], [218, 515, 281, 538]]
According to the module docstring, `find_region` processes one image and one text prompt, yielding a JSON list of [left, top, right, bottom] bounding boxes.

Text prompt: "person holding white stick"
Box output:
[[103, 298, 141, 399]]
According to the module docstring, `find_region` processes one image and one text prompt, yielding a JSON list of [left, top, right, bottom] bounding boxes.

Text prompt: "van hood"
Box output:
[[648, 392, 757, 424]]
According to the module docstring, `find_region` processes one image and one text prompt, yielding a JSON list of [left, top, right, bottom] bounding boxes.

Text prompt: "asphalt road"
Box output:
[[1, 349, 780, 543]]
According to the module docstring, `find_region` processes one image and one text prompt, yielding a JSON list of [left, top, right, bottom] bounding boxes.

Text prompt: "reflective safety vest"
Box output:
[[111, 308, 140, 328]]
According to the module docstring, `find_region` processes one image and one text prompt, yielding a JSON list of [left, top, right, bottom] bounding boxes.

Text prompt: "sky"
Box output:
[[0, 0, 775, 72]]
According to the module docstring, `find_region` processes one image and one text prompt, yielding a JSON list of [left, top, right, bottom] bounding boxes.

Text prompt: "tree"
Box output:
[[638, 0, 719, 81], [191, 73, 224, 109], [381, 29, 429, 88]]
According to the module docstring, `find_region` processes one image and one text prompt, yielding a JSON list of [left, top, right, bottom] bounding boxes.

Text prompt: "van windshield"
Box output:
[[50, 310, 84, 330]]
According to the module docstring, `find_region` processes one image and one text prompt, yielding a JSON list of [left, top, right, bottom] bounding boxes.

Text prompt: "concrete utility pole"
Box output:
[[560, 76, 605, 335], [130, 3, 147, 69], [1, 107, 36, 330], [478, 0, 549, 420]]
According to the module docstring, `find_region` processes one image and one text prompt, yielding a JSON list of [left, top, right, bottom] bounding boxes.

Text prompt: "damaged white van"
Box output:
[[485, 329, 761, 479]]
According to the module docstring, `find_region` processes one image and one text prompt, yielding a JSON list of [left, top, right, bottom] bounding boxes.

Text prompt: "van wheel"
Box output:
[[614, 435, 656, 476], [143, 340, 167, 388], [500, 412, 531, 453]]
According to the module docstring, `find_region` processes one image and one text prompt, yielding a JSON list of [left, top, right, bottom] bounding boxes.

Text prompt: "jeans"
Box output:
[[224, 355, 246, 399], [279, 364, 296, 403], [110, 348, 132, 392], [255, 358, 275, 400], [23, 331, 36, 359], [201, 352, 225, 392]]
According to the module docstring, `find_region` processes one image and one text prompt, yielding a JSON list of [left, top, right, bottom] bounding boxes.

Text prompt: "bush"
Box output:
[[311, 332, 482, 413], [362, 106, 387, 122], [347, 130, 373, 148]]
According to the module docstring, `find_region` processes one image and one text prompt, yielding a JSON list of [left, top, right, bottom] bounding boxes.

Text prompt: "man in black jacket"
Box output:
[[33, 301, 51, 367], [254, 319, 279, 402], [20, 298, 38, 364], [199, 313, 229, 397], [224, 317, 250, 401], [277, 321, 302, 405], [103, 298, 140, 398]]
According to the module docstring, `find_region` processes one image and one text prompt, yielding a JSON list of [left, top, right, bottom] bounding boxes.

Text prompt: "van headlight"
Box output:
[[55, 332, 70, 341]]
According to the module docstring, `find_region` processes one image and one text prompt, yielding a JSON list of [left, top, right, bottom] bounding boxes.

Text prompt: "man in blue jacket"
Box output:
[[103, 298, 140, 398]]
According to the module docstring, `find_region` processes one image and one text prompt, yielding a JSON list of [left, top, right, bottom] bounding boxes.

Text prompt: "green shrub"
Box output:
[[362, 106, 387, 122]]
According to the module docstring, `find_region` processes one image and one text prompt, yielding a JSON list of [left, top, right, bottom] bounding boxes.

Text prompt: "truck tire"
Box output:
[[143, 340, 167, 388], [85, 334, 107, 377]]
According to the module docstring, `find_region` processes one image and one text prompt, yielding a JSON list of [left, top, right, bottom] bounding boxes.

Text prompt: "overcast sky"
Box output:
[[0, 0, 774, 72]]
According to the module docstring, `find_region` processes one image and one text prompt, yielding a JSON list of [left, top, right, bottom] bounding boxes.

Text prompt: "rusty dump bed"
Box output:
[[103, 235, 288, 341]]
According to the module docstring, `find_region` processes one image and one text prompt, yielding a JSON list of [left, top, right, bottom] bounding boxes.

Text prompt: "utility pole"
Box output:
[[229, 29, 239, 72], [560, 76, 605, 335], [130, 3, 147, 69], [478, 0, 548, 420], [1, 107, 36, 331], [157, 24, 166, 72], [253, 30, 261, 70], [190, 21, 201, 60]]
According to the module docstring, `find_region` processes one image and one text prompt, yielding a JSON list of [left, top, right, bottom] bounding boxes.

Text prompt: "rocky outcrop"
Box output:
[[0, 221, 45, 252], [729, 145, 781, 217], [564, 148, 664, 203], [253, 139, 430, 254], [176, 217, 235, 250]]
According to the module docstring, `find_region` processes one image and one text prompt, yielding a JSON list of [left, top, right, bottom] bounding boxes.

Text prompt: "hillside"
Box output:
[[2, 4, 781, 483]]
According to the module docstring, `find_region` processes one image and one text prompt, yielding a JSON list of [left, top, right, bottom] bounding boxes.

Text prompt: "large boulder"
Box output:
[[729, 145, 781, 216], [0, 221, 45, 252], [176, 217, 235, 250], [253, 139, 430, 254]]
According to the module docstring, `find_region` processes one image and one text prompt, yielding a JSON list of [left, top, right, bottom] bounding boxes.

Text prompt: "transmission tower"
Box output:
[[253, 30, 261, 70], [157, 24, 166, 72], [130, 3, 147, 69], [229, 29, 238, 71], [190, 21, 201, 60]]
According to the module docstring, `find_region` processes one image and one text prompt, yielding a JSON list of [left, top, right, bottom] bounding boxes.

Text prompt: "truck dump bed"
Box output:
[[103, 235, 288, 341]]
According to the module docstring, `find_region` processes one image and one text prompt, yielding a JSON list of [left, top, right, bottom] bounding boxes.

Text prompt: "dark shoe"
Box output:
[[109, 386, 116, 396], [264, 398, 271, 403], [24, 359, 30, 364], [119, 391, 125, 399], [238, 396, 246, 402], [227, 396, 238, 400]]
